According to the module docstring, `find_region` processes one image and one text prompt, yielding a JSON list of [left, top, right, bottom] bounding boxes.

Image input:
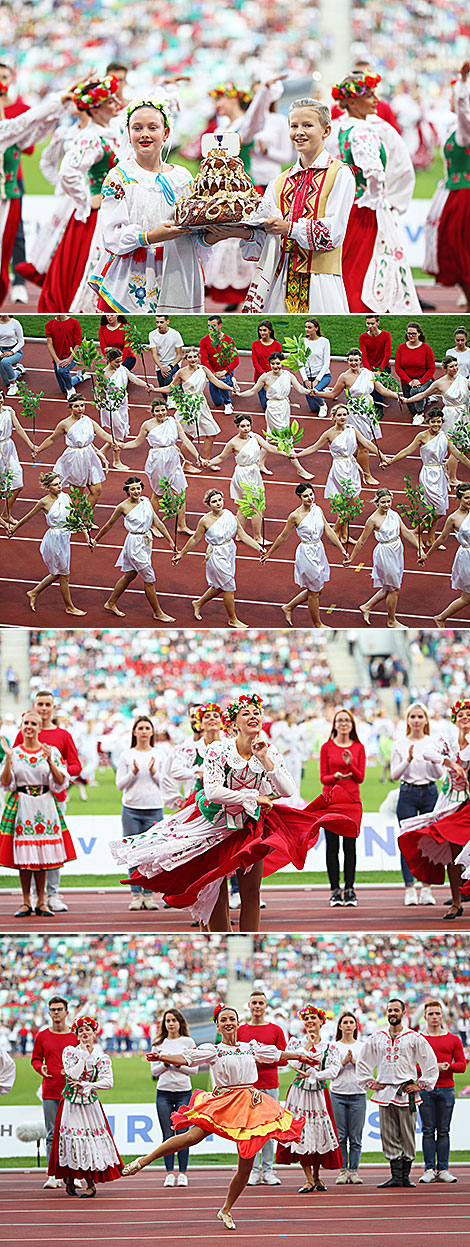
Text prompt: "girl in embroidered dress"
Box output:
[[122, 1003, 318, 1230], [98, 347, 157, 470], [91, 96, 203, 314], [346, 488, 419, 628], [92, 476, 175, 622], [7, 472, 87, 616], [0, 388, 35, 523], [261, 482, 347, 627], [388, 408, 470, 547], [36, 395, 114, 511], [320, 348, 396, 484], [172, 488, 263, 629], [295, 404, 389, 541], [0, 709, 76, 917], [421, 484, 470, 629], [48, 1016, 122, 1197], [276, 1005, 343, 1192], [125, 395, 198, 530], [424, 63, 470, 311], [399, 358, 470, 487]]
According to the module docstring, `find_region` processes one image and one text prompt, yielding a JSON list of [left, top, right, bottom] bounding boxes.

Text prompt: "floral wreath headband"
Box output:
[[213, 1002, 238, 1023], [126, 96, 173, 130], [72, 1015, 100, 1034], [73, 75, 120, 112], [299, 1005, 326, 1024], [225, 692, 264, 724], [194, 702, 226, 732], [209, 82, 252, 105], [0, 82, 10, 98], [332, 73, 381, 102], [451, 699, 470, 722]]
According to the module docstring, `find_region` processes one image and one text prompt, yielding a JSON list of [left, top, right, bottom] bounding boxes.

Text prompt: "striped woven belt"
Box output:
[[213, 1084, 262, 1105]]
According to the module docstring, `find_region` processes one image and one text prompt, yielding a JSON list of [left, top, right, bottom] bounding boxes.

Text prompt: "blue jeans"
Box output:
[[373, 363, 391, 413], [0, 348, 23, 385], [396, 781, 438, 886], [330, 1092, 367, 1170], [156, 1088, 192, 1171], [43, 1097, 61, 1163], [402, 380, 430, 415], [53, 358, 81, 394], [156, 362, 180, 390], [121, 805, 163, 894], [209, 371, 233, 407], [306, 371, 332, 413], [419, 1086, 455, 1171], [257, 385, 267, 411]]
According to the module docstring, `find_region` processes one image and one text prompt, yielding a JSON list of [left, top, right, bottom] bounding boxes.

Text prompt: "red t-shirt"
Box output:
[[320, 739, 366, 803], [14, 725, 82, 803], [332, 99, 401, 133], [358, 330, 392, 371], [45, 318, 83, 361], [199, 333, 240, 374], [394, 342, 435, 385], [421, 1032, 467, 1088], [31, 1028, 78, 1099], [99, 322, 135, 363], [237, 1022, 286, 1089], [251, 339, 282, 381]]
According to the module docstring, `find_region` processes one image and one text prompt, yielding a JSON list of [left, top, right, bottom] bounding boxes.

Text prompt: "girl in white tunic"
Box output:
[[389, 408, 470, 547], [421, 484, 470, 627], [36, 396, 114, 509], [242, 354, 314, 478], [0, 394, 34, 521], [8, 471, 87, 616], [91, 97, 204, 314], [207, 413, 287, 543], [262, 482, 347, 627], [276, 1005, 343, 1191], [321, 349, 395, 483], [48, 1017, 122, 1196], [99, 346, 157, 469], [125, 396, 200, 531], [93, 476, 175, 622], [400, 356, 470, 486], [173, 488, 263, 629], [347, 487, 419, 627], [122, 1003, 317, 1231], [295, 404, 389, 541], [156, 346, 229, 463]]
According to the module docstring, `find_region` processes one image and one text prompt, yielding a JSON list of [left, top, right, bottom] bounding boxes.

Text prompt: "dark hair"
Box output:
[[34, 689, 54, 700], [0, 63, 13, 76], [79, 80, 112, 117], [130, 716, 155, 748], [249, 990, 267, 1000], [425, 406, 444, 423], [68, 394, 84, 407], [295, 482, 314, 498], [374, 487, 393, 503], [151, 396, 168, 412], [455, 326, 468, 342], [123, 476, 144, 494], [442, 355, 458, 369], [204, 488, 223, 505], [405, 321, 425, 343], [347, 347, 362, 358], [335, 1011, 358, 1040], [100, 314, 128, 326], [269, 351, 283, 362], [234, 413, 252, 427], [365, 314, 379, 323], [305, 318, 321, 334], [456, 483, 470, 500], [105, 346, 123, 362], [48, 996, 68, 1009], [208, 316, 222, 326], [330, 706, 359, 742], [257, 320, 274, 337], [154, 1008, 190, 1045], [106, 61, 128, 74], [388, 998, 405, 1010]]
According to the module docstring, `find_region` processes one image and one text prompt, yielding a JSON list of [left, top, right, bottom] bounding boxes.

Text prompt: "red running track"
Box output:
[[1, 342, 469, 629], [0, 885, 468, 934], [1, 1167, 470, 1246]]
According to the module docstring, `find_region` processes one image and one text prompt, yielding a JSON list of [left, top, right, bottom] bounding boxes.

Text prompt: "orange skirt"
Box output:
[[172, 1087, 305, 1160]]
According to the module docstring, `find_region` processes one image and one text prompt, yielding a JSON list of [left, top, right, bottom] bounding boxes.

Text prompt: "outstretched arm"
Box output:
[[36, 420, 68, 452], [296, 430, 331, 459], [242, 375, 267, 397], [125, 420, 152, 449], [262, 513, 297, 560], [323, 515, 348, 556], [236, 520, 264, 551], [318, 372, 347, 400], [347, 515, 376, 563], [172, 516, 207, 563], [150, 502, 174, 546], [206, 438, 236, 467], [291, 374, 312, 395], [401, 379, 439, 403], [8, 498, 46, 533], [203, 365, 233, 391], [399, 516, 419, 549], [388, 433, 424, 464], [420, 514, 455, 561], [176, 420, 202, 462], [11, 412, 35, 451], [94, 503, 125, 543]]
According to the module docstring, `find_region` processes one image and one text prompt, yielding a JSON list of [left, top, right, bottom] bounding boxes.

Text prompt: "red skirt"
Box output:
[[342, 203, 378, 312], [48, 1099, 123, 1184], [172, 1086, 304, 1160], [129, 800, 356, 906], [276, 1088, 343, 1170], [206, 282, 249, 305], [14, 260, 45, 287], [436, 190, 470, 287], [0, 198, 21, 305], [38, 210, 98, 313], [398, 800, 470, 884]]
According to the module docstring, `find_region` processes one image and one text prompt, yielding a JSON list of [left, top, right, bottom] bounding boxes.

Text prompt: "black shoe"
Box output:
[[343, 888, 358, 907], [79, 1185, 96, 1199], [443, 905, 463, 921], [402, 1160, 415, 1187], [65, 1182, 76, 1197], [35, 904, 55, 917], [14, 904, 33, 917], [330, 889, 343, 907], [378, 1159, 402, 1187]]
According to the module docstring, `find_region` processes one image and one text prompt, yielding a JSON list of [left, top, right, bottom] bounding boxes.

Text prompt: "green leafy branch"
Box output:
[[374, 370, 401, 394], [0, 465, 14, 528], [238, 482, 266, 546], [127, 323, 150, 386], [449, 420, 470, 456], [264, 419, 304, 457], [171, 386, 204, 455], [93, 377, 127, 446], [16, 379, 44, 445], [281, 333, 310, 371], [397, 474, 437, 559], [208, 328, 238, 372], [158, 475, 185, 553], [60, 486, 95, 544], [328, 480, 364, 549]]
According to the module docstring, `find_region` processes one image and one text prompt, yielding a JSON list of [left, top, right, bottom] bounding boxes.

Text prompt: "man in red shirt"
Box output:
[[238, 990, 286, 1186], [419, 1000, 467, 1184], [15, 689, 82, 911], [31, 995, 78, 1187], [45, 314, 90, 399], [358, 315, 392, 417], [199, 316, 240, 413]]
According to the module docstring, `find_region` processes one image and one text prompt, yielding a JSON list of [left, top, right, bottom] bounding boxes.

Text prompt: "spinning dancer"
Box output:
[[156, 346, 230, 463], [36, 395, 113, 510], [0, 389, 34, 522], [207, 414, 284, 544], [295, 404, 388, 540], [422, 484, 470, 628], [389, 408, 470, 544], [400, 359, 470, 486], [276, 1005, 343, 1192], [93, 476, 175, 621], [48, 1016, 123, 1197], [91, 95, 204, 313], [125, 396, 197, 533], [424, 63, 470, 310], [172, 488, 263, 629], [242, 353, 314, 478], [321, 348, 395, 484], [347, 487, 419, 628], [262, 482, 347, 627], [122, 1003, 318, 1231], [333, 73, 419, 313], [7, 472, 87, 616], [98, 346, 156, 469]]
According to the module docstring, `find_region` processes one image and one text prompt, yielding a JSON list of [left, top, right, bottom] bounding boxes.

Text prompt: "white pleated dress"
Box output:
[[205, 510, 238, 591], [99, 365, 129, 440], [115, 497, 156, 582], [372, 508, 404, 590], [52, 1045, 121, 1179], [451, 512, 470, 593], [294, 506, 330, 592], [39, 493, 71, 576], [182, 367, 221, 437], [324, 427, 361, 500], [347, 369, 382, 440], [281, 1039, 342, 1158], [55, 417, 106, 487], [419, 432, 449, 516], [441, 374, 470, 434], [265, 372, 292, 433], [145, 416, 187, 495], [0, 407, 23, 489], [230, 433, 265, 503]]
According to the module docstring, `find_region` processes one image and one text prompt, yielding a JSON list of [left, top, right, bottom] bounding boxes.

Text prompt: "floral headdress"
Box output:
[[332, 73, 381, 102], [72, 1015, 100, 1034], [0, 82, 10, 98], [213, 1002, 238, 1023], [73, 75, 120, 112], [126, 96, 173, 130], [225, 692, 264, 723], [451, 698, 470, 723], [209, 82, 252, 105], [194, 702, 226, 732], [298, 1005, 326, 1024]]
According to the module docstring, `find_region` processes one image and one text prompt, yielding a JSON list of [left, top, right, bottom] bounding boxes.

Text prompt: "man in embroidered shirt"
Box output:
[[418, 1000, 467, 1184], [356, 999, 439, 1188]]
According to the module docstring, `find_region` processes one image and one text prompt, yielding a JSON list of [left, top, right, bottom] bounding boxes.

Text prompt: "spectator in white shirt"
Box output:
[[115, 716, 164, 912], [149, 1007, 198, 1188], [330, 1012, 366, 1185], [0, 314, 25, 395], [149, 316, 184, 393], [448, 326, 470, 378], [390, 703, 444, 908], [300, 318, 331, 416]]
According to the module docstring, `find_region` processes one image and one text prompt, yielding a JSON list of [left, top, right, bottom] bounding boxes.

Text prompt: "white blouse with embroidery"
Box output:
[[62, 1044, 113, 1104], [203, 738, 295, 829], [356, 1028, 439, 1105]]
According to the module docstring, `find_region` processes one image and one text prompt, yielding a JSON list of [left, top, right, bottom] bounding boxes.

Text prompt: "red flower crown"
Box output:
[[298, 1005, 326, 1024], [72, 1015, 100, 1034], [451, 698, 470, 723], [209, 82, 252, 105], [194, 703, 227, 732], [332, 73, 381, 102], [73, 75, 120, 112], [225, 692, 263, 723]]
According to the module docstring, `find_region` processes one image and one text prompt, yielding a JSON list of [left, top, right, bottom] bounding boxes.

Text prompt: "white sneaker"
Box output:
[[142, 894, 159, 909], [336, 1169, 349, 1184], [404, 885, 419, 905], [262, 1172, 281, 1185], [247, 1171, 261, 1185], [224, 402, 234, 414], [412, 414, 425, 425], [419, 1170, 437, 1183], [128, 895, 144, 911], [6, 383, 18, 396], [81, 372, 92, 382], [11, 284, 29, 303], [164, 1172, 176, 1187], [317, 403, 328, 419], [16, 363, 26, 375], [348, 1171, 363, 1184], [436, 1170, 457, 1182], [43, 1176, 61, 1189], [47, 896, 68, 913], [177, 1173, 188, 1186], [420, 886, 436, 905], [229, 893, 241, 909]]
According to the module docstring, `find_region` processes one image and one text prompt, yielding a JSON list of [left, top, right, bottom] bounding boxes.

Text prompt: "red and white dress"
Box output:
[[0, 93, 64, 304], [424, 79, 470, 289], [0, 746, 76, 870], [48, 1045, 122, 1184], [276, 1039, 343, 1169], [399, 741, 470, 883]]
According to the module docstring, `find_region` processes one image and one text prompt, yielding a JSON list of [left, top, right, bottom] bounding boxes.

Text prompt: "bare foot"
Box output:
[[364, 474, 379, 485], [192, 599, 203, 620], [260, 465, 273, 475], [104, 600, 125, 616], [296, 465, 314, 480], [153, 611, 176, 622], [208, 464, 221, 472], [112, 463, 132, 472], [281, 604, 293, 626], [27, 590, 37, 612], [65, 607, 87, 616], [185, 464, 201, 474], [177, 526, 195, 535], [360, 604, 371, 625], [387, 620, 407, 629], [228, 618, 249, 629], [434, 614, 445, 629]]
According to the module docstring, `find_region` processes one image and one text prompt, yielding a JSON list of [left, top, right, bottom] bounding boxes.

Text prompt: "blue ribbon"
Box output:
[[155, 173, 176, 205]]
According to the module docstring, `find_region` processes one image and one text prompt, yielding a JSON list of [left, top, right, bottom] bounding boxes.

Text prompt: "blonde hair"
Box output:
[[40, 471, 61, 490], [331, 403, 348, 420], [405, 701, 430, 737]]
